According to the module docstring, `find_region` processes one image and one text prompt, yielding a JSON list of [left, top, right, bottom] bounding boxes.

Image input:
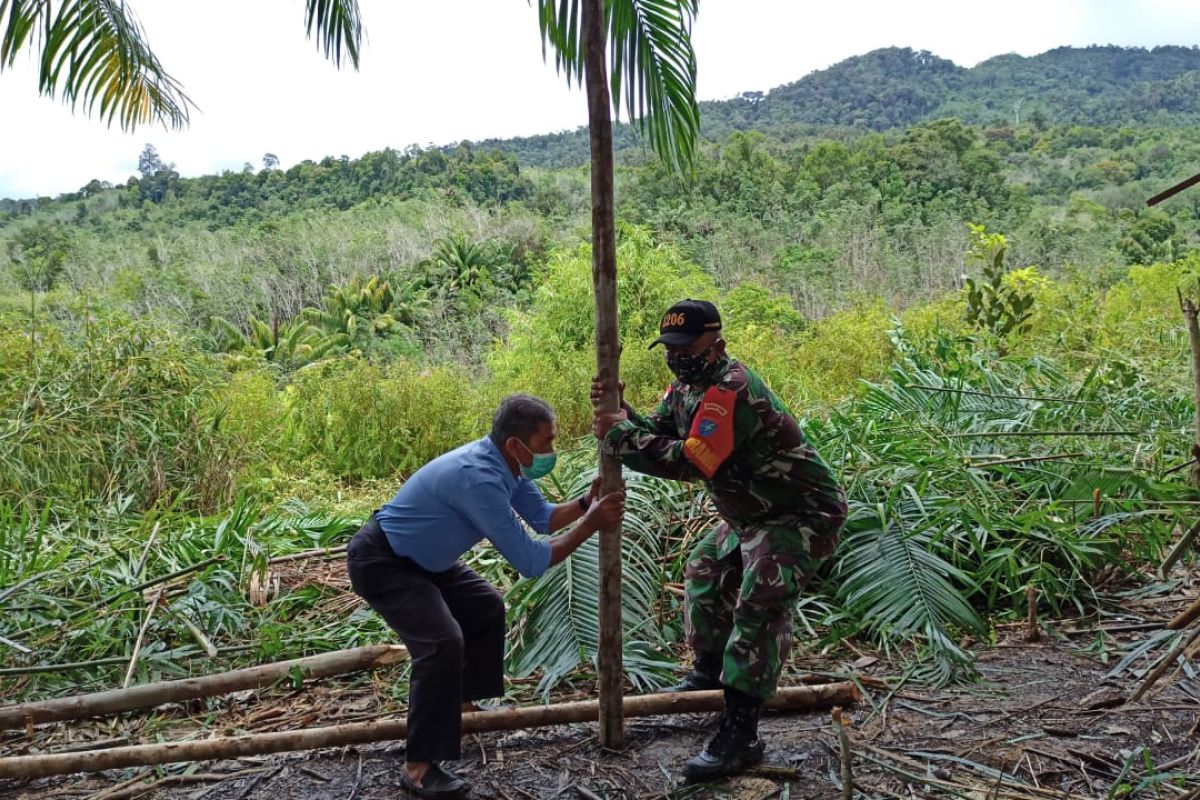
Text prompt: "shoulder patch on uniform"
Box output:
[[684, 385, 736, 478]]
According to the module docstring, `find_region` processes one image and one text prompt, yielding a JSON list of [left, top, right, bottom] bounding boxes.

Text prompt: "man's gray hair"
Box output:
[[489, 394, 555, 447]]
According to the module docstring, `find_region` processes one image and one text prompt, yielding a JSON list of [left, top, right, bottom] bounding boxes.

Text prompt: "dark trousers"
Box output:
[[346, 517, 506, 762]]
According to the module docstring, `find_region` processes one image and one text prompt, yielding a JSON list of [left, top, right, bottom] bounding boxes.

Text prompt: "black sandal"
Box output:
[[399, 763, 468, 798]]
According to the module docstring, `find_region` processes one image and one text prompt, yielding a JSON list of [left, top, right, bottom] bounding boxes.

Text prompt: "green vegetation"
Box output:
[[3, 44, 1200, 700]]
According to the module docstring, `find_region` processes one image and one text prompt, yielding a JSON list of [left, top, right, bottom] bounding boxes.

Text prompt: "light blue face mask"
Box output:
[[517, 439, 557, 479]]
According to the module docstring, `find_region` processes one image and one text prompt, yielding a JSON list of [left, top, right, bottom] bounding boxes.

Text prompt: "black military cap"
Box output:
[[649, 299, 722, 348]]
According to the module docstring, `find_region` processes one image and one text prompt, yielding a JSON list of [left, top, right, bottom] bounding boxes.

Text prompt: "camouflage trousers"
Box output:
[[684, 521, 839, 700]]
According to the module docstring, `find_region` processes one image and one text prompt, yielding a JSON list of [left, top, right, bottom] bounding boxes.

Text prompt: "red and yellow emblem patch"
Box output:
[[683, 386, 736, 478]]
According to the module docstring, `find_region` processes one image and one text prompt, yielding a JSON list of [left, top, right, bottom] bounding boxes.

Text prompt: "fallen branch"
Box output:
[[0, 683, 859, 779], [1129, 624, 1200, 703], [0, 571, 50, 605], [1162, 518, 1200, 577], [267, 545, 348, 565], [1171, 595, 1200, 630], [133, 521, 162, 577], [72, 556, 227, 621], [122, 591, 164, 689], [948, 430, 1139, 439], [901, 384, 1096, 405], [0, 644, 407, 731], [968, 453, 1085, 469], [0, 633, 31, 654]]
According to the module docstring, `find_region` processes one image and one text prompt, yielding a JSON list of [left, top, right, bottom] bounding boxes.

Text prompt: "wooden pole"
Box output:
[[0, 645, 407, 731], [581, 0, 626, 749], [0, 683, 860, 779], [1180, 286, 1200, 492]]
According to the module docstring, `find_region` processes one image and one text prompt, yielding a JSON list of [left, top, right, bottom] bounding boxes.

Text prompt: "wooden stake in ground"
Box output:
[[581, 0, 626, 750], [1025, 585, 1041, 643], [832, 706, 853, 800], [0, 644, 406, 731], [0, 683, 859, 779]]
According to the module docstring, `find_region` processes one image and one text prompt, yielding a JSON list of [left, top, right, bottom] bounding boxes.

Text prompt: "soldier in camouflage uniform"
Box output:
[[592, 299, 847, 781]]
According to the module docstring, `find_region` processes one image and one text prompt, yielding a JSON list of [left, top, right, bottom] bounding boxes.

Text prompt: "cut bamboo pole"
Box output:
[[122, 590, 163, 689], [133, 521, 162, 577], [1161, 518, 1200, 577], [267, 545, 347, 565], [1129, 624, 1200, 703], [0, 644, 407, 731], [1169, 594, 1200, 631], [0, 683, 859, 779]]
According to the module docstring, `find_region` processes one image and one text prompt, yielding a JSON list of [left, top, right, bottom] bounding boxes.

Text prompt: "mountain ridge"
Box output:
[[470, 44, 1200, 167]]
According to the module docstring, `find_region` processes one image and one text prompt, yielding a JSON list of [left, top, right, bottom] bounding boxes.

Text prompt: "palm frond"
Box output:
[[1, 0, 192, 130], [832, 491, 984, 684], [606, 0, 699, 172], [535, 0, 699, 173], [304, 0, 361, 69], [506, 454, 683, 694]]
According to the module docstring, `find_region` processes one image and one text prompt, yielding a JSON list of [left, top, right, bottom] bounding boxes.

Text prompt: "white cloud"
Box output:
[[0, 0, 1196, 198]]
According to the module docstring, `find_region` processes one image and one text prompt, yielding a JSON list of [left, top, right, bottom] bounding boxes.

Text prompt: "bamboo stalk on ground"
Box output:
[[122, 590, 164, 689], [0, 683, 860, 779], [267, 545, 348, 565], [1170, 594, 1200, 630], [0, 644, 407, 731], [1161, 518, 1200, 577], [1129, 624, 1200, 703]]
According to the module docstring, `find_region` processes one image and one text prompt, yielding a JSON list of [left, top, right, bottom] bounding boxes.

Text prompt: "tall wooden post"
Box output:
[[582, 0, 625, 748]]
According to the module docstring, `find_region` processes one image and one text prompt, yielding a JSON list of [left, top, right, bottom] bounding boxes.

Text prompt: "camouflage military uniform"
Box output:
[[603, 356, 847, 699]]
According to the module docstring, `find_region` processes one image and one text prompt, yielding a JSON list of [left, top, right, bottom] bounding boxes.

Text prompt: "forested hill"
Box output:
[[478, 45, 1200, 167]]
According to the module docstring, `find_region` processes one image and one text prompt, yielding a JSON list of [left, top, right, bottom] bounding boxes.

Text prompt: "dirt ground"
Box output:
[[3, 612, 1198, 800]]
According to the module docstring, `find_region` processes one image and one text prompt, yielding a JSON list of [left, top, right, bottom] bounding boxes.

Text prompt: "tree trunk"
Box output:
[[0, 684, 860, 779], [1181, 290, 1200, 490], [581, 0, 625, 748], [0, 645, 406, 731]]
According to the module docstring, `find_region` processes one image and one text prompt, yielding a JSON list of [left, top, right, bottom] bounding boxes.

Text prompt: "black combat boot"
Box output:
[[665, 650, 723, 692], [681, 687, 764, 781]]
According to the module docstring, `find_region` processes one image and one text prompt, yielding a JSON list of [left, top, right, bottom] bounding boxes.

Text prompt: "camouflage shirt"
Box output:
[[603, 356, 847, 533]]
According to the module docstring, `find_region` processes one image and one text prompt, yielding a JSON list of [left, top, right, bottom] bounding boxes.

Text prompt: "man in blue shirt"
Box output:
[[347, 394, 625, 799]]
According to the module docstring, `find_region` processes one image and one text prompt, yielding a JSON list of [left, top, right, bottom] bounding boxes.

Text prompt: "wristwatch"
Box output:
[[578, 496, 590, 512]]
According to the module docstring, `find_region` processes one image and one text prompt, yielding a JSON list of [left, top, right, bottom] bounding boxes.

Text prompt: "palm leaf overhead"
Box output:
[[304, 0, 361, 69], [536, 0, 700, 172], [1, 0, 362, 131], [0, 0, 191, 129]]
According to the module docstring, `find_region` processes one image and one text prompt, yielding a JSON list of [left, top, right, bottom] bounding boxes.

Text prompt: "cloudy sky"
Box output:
[[2, 0, 1199, 199]]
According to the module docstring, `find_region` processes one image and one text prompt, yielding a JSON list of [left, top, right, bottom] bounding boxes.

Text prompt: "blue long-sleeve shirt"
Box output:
[[375, 437, 555, 578]]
